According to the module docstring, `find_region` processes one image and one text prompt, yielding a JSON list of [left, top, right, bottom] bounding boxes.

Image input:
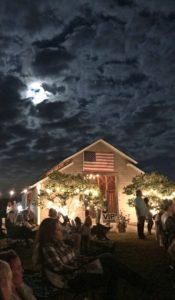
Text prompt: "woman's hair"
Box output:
[[74, 216, 81, 225], [35, 217, 58, 246], [0, 260, 12, 300], [0, 250, 18, 269], [34, 218, 59, 264], [0, 259, 12, 287]]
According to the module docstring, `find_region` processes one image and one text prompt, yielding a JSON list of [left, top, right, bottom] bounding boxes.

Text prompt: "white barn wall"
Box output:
[[29, 140, 143, 224]]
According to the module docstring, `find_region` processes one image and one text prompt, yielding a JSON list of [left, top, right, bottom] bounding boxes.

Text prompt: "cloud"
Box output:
[[0, 0, 175, 195], [32, 47, 74, 77]]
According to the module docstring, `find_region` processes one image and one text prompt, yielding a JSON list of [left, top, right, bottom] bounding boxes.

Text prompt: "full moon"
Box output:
[[27, 82, 48, 105]]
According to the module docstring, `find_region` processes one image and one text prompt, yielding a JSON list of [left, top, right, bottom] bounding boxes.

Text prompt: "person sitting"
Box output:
[[22, 208, 37, 228], [91, 223, 111, 240], [0, 220, 7, 239], [57, 214, 73, 244], [69, 217, 82, 254], [0, 260, 13, 300], [33, 217, 154, 299], [72, 217, 82, 233], [15, 213, 37, 242], [6, 201, 17, 216], [48, 208, 58, 219], [5, 201, 18, 236], [81, 210, 92, 254], [0, 249, 36, 300], [5, 212, 36, 246]]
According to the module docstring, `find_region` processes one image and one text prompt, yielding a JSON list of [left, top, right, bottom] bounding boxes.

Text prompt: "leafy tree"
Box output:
[[123, 171, 175, 210], [37, 171, 103, 209]]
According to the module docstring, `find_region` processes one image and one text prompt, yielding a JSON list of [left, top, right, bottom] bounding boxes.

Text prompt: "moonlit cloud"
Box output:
[[0, 0, 175, 195], [26, 81, 51, 105]]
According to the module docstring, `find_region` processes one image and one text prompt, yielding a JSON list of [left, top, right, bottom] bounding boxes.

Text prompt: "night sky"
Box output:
[[1, 0, 175, 196]]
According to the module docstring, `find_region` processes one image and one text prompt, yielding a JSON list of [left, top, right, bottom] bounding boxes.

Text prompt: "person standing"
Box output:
[[144, 197, 154, 235], [134, 190, 148, 240]]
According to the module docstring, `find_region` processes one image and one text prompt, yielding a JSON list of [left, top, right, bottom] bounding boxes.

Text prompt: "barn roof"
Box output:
[[29, 139, 141, 188]]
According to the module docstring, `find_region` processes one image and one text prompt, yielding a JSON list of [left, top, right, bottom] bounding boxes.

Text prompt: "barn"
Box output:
[[23, 139, 143, 224]]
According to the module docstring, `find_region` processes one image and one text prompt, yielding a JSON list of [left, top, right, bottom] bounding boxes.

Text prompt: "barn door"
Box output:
[[107, 176, 117, 212], [97, 175, 117, 213]]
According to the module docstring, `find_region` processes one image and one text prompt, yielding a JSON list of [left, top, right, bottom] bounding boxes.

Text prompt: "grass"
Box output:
[[5, 225, 175, 300], [108, 228, 175, 299]]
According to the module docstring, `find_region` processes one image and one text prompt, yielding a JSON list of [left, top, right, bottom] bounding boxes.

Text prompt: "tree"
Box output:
[[123, 171, 175, 210], [37, 171, 103, 210]]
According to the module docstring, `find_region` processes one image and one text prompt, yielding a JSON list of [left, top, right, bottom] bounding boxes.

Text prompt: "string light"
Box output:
[[9, 190, 15, 196]]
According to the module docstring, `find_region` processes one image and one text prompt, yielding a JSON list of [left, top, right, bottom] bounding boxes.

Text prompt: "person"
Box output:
[[34, 217, 154, 300], [161, 199, 173, 232], [154, 209, 165, 247], [91, 223, 111, 240], [144, 197, 154, 235], [8, 213, 37, 244], [96, 208, 101, 224], [164, 201, 175, 246], [153, 200, 173, 249], [48, 208, 58, 219], [22, 208, 36, 226], [73, 216, 82, 233], [5, 201, 18, 229], [134, 190, 148, 239], [0, 260, 13, 300], [70, 217, 82, 254], [0, 250, 36, 300], [81, 210, 92, 254], [6, 201, 17, 215], [162, 202, 175, 269], [0, 221, 7, 240]]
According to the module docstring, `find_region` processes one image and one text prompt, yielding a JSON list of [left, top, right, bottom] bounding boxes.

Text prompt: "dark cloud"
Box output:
[[0, 75, 25, 122], [32, 47, 74, 76], [36, 100, 65, 120], [0, 0, 175, 195]]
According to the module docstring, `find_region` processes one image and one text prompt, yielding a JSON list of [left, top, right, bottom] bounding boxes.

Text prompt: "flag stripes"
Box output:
[[83, 151, 114, 172]]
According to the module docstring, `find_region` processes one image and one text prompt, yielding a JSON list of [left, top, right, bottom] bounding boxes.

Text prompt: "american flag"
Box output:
[[83, 151, 114, 172]]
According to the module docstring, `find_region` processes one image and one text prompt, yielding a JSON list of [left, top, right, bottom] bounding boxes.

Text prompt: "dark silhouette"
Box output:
[[144, 197, 154, 235]]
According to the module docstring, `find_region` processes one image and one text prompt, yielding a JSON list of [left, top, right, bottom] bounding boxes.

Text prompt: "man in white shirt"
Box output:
[[134, 190, 148, 239]]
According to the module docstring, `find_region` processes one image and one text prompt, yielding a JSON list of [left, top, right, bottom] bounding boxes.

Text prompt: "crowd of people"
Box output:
[[32, 214, 153, 299], [134, 189, 175, 269], [0, 203, 156, 299], [1, 192, 175, 299], [0, 200, 38, 246], [47, 207, 112, 255], [154, 199, 175, 269]]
